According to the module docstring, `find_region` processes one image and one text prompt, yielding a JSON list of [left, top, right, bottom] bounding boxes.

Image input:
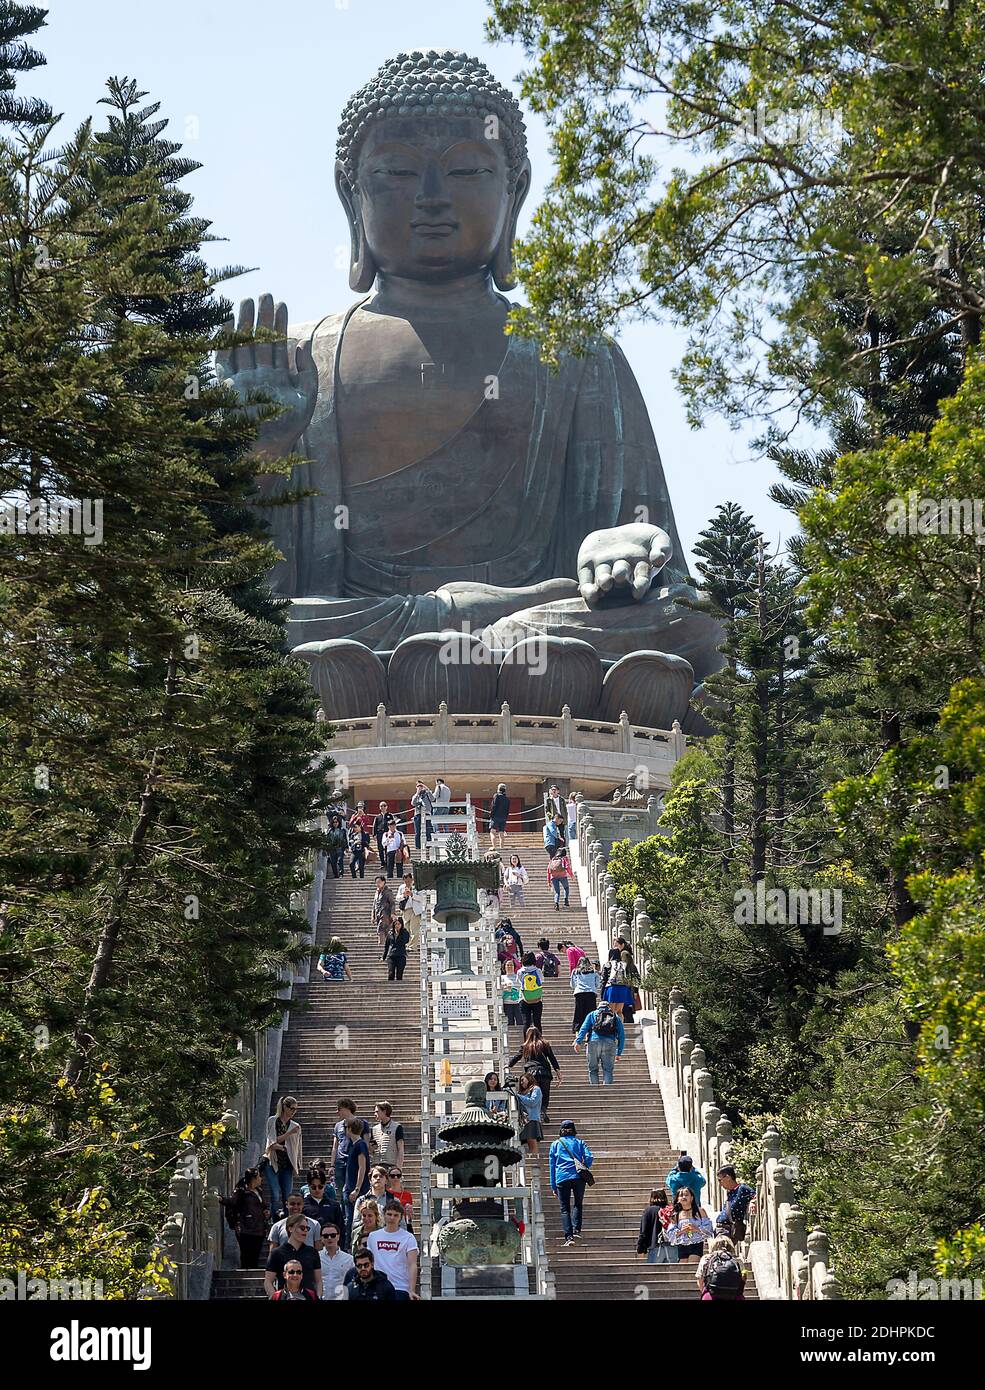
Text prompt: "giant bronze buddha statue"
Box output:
[[217, 50, 720, 728]]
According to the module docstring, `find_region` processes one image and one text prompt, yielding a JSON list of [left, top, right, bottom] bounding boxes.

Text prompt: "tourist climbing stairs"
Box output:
[[504, 830, 758, 1301], [211, 863, 422, 1299]]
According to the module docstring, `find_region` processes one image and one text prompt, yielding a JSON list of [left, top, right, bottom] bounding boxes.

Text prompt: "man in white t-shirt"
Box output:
[[367, 1202, 419, 1299], [318, 1220, 354, 1299], [383, 824, 405, 879]]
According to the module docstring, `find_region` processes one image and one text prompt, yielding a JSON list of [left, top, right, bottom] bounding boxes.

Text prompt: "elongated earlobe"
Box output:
[[492, 161, 531, 291], [335, 162, 378, 292]]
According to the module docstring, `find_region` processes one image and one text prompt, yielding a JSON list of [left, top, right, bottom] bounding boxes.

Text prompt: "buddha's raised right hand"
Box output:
[[215, 294, 318, 464]]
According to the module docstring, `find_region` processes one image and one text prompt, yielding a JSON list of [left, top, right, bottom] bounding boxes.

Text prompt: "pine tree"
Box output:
[[0, 1, 50, 127], [687, 503, 759, 866], [1, 77, 331, 1281]]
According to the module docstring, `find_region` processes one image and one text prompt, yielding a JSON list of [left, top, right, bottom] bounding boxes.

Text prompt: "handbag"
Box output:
[[652, 1235, 679, 1263], [561, 1138, 595, 1187]]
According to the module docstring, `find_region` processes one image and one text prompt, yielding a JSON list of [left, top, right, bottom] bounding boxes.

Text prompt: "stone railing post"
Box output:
[[676, 1035, 694, 1113], [671, 1007, 691, 1094], [665, 987, 684, 1067], [701, 1102, 720, 1173], [671, 718, 686, 759], [807, 1228, 830, 1301], [646, 793, 660, 836], [619, 709, 633, 754], [500, 700, 512, 744], [688, 1047, 707, 1134], [155, 1213, 185, 1300], [561, 703, 573, 748], [785, 1206, 809, 1299], [605, 878, 617, 939], [713, 1115, 734, 1205], [632, 899, 649, 995], [588, 841, 601, 901], [436, 700, 449, 743], [375, 702, 387, 747]]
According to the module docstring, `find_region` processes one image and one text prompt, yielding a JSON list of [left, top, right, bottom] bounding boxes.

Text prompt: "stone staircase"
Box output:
[[211, 862, 423, 1300], [504, 830, 757, 1301], [211, 820, 756, 1301]]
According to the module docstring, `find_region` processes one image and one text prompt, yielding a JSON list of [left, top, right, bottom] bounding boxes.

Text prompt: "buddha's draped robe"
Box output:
[[267, 298, 690, 652]]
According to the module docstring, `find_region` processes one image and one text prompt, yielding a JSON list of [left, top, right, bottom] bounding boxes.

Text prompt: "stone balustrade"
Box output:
[[653, 982, 841, 1300], [319, 703, 687, 798], [572, 793, 840, 1301]]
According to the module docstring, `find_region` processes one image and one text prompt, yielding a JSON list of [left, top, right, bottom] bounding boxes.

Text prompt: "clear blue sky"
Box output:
[[30, 0, 795, 568]]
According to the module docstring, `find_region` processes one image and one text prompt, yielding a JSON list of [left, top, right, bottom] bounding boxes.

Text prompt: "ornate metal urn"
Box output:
[[413, 836, 500, 974], [432, 1080, 523, 1267]]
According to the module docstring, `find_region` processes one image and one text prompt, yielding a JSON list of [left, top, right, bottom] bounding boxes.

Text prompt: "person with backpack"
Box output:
[[601, 946, 633, 1019], [612, 935, 642, 1022], [665, 1185, 714, 1263], [549, 1120, 594, 1248], [535, 937, 561, 977], [516, 952, 545, 1031], [572, 1000, 625, 1085], [509, 1025, 563, 1124], [220, 1167, 269, 1269], [497, 917, 524, 958], [543, 814, 563, 857], [696, 1235, 747, 1300], [569, 955, 599, 1035], [547, 846, 572, 909]]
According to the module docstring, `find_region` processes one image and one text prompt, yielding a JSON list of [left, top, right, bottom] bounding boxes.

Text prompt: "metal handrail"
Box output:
[[414, 849, 552, 1297]]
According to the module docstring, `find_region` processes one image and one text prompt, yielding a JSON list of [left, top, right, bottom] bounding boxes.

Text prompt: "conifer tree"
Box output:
[[1, 76, 330, 1281], [0, 1, 50, 127]]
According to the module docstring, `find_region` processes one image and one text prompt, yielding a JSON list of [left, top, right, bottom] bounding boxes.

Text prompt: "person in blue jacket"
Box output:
[[666, 1152, 706, 1201], [572, 1002, 625, 1086], [549, 1120, 594, 1247]]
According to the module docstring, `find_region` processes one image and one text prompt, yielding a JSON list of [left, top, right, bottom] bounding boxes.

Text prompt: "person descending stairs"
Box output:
[[501, 828, 757, 1301], [211, 861, 422, 1300]]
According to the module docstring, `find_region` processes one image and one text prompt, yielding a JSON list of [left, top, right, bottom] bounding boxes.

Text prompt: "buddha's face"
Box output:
[[351, 116, 514, 282]]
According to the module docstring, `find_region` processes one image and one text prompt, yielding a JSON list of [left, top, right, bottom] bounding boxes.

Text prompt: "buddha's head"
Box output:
[[335, 50, 530, 292]]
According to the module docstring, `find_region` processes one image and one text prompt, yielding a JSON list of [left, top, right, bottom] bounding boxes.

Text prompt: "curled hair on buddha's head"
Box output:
[[336, 49, 528, 190], [335, 49, 530, 292]]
